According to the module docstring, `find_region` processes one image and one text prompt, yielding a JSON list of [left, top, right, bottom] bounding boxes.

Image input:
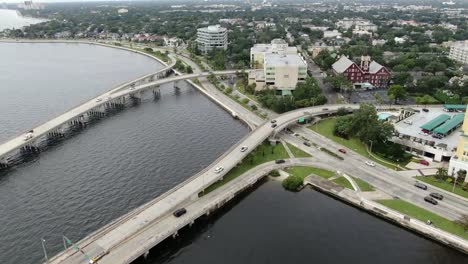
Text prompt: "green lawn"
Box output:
[[308, 118, 404, 170], [285, 166, 336, 180], [333, 177, 354, 190], [286, 143, 312, 158], [202, 143, 289, 195], [377, 199, 468, 240], [353, 177, 375, 192], [415, 176, 468, 199]]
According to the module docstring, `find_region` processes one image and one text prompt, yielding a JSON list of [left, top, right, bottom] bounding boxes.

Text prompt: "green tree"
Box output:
[[387, 85, 408, 104], [435, 167, 448, 181], [282, 175, 303, 191], [454, 214, 468, 232]]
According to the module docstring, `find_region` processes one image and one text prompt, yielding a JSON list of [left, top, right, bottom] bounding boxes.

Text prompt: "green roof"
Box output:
[[433, 114, 465, 135], [443, 104, 467, 110], [420, 114, 450, 131]]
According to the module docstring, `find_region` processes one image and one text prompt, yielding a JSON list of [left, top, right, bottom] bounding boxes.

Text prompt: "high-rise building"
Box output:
[[248, 39, 307, 93], [449, 41, 468, 65], [448, 106, 468, 182], [196, 25, 228, 54]]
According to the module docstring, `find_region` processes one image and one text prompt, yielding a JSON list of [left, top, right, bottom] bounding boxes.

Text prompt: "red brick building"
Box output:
[[331, 56, 391, 88]]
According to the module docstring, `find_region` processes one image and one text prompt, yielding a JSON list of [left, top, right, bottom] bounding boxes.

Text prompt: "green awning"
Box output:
[[420, 114, 450, 131], [443, 104, 466, 110], [298, 117, 305, 123], [433, 114, 465, 135]]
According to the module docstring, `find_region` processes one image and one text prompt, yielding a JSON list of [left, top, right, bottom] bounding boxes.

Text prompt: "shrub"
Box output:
[[270, 170, 280, 177], [224, 87, 233, 94], [251, 105, 258, 111], [241, 98, 250, 105], [282, 175, 303, 191]]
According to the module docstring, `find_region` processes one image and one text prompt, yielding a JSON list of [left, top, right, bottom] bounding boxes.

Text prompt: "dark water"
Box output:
[[0, 42, 163, 143], [142, 181, 468, 264]]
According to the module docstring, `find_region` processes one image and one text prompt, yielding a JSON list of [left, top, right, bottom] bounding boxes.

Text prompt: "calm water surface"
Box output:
[[0, 9, 47, 31]]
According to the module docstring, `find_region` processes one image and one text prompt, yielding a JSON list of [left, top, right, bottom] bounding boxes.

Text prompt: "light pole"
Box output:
[[369, 140, 373, 154], [41, 238, 48, 263], [452, 168, 457, 192]]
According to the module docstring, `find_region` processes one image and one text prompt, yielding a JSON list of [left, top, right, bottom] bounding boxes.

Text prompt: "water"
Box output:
[[142, 181, 468, 264], [0, 44, 248, 263], [0, 43, 466, 264], [0, 9, 47, 31], [0, 42, 162, 143]]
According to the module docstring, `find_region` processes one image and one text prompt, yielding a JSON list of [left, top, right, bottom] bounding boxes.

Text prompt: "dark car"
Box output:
[[338, 149, 347, 154], [270, 119, 277, 124], [322, 108, 329, 111], [415, 182, 428, 190], [303, 142, 311, 147], [420, 160, 429, 166], [430, 193, 444, 200], [173, 208, 187, 217], [422, 108, 429, 112], [271, 124, 277, 128], [424, 196, 438, 205], [275, 159, 286, 164]]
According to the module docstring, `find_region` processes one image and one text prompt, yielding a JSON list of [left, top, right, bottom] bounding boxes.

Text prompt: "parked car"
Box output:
[[240, 146, 248, 152], [430, 193, 444, 200], [424, 196, 438, 205], [275, 159, 285, 164], [365, 161, 376, 167], [338, 149, 347, 154], [415, 182, 428, 190], [271, 124, 277, 128], [420, 160, 429, 166], [214, 167, 224, 174], [422, 108, 429, 112], [432, 134, 443, 139], [403, 120, 413, 125], [173, 208, 187, 217], [303, 142, 311, 147]]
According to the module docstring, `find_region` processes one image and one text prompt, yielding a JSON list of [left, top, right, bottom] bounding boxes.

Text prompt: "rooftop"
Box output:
[[393, 108, 462, 151], [332, 56, 355, 73], [264, 53, 306, 67]]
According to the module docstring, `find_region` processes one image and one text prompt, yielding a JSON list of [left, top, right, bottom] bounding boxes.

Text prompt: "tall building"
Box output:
[[331, 56, 391, 89], [196, 25, 228, 54], [448, 106, 468, 182], [250, 39, 298, 69], [248, 39, 307, 93], [449, 41, 468, 65]]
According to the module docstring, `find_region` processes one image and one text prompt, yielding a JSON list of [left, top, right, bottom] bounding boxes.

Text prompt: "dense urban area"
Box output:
[[1, 0, 468, 263]]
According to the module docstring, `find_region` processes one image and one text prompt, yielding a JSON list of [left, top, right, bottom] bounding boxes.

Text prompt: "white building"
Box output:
[[335, 18, 377, 31], [449, 41, 468, 65], [164, 37, 183, 47], [323, 30, 342, 39], [249, 39, 307, 93], [196, 25, 228, 54], [394, 37, 407, 44], [117, 8, 128, 14]]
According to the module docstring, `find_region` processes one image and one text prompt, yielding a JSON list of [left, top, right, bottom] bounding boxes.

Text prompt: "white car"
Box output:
[[365, 161, 376, 167], [240, 146, 248, 152], [95, 98, 102, 102], [214, 167, 224, 174], [23, 132, 33, 141], [130, 87, 135, 90]]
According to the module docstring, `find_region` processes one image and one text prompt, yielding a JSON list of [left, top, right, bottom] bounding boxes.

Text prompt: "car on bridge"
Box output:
[[424, 196, 438, 205], [415, 182, 428, 190], [338, 149, 347, 154], [275, 159, 285, 164], [23, 131, 34, 141], [214, 167, 224, 173], [430, 192, 444, 200], [240, 146, 248, 152], [173, 208, 187, 217], [271, 124, 277, 128], [271, 119, 277, 124], [95, 98, 102, 102], [365, 161, 375, 167], [303, 142, 311, 147]]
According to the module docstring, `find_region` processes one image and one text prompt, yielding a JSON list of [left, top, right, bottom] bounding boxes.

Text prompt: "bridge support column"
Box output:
[[189, 220, 195, 227], [0, 158, 9, 169], [20, 143, 40, 155], [172, 231, 178, 239], [143, 251, 150, 259]]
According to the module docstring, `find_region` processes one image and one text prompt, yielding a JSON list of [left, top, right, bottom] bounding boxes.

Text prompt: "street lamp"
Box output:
[[452, 168, 458, 192], [369, 140, 373, 154], [41, 238, 48, 263]]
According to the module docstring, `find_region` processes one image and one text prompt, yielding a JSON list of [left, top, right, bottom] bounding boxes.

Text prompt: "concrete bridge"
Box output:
[[45, 105, 358, 264], [0, 69, 249, 169]]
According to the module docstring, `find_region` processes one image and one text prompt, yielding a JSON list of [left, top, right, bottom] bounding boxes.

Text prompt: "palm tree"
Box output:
[[435, 167, 448, 181]]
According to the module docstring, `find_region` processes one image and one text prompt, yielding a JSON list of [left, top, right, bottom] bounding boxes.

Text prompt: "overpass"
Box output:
[[45, 103, 468, 264], [0, 69, 250, 169], [45, 105, 357, 264]]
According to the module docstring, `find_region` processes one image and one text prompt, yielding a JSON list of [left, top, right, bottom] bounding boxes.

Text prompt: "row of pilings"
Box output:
[[0, 87, 163, 172]]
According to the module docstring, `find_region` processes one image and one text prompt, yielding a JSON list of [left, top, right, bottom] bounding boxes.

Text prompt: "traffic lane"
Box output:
[[282, 133, 463, 220], [295, 126, 468, 209]]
